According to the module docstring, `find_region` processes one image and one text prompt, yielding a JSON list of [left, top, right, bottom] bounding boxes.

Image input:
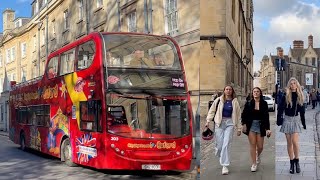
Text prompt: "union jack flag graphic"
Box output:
[[76, 134, 97, 163]]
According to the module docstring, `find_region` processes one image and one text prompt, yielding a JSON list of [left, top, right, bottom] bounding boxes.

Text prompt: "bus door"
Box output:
[[77, 100, 103, 167]]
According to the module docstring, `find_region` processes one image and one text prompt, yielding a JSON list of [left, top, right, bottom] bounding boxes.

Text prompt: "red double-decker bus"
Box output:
[[9, 32, 194, 171]]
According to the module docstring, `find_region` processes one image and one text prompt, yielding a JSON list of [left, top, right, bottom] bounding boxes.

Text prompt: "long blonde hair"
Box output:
[[285, 77, 304, 107]]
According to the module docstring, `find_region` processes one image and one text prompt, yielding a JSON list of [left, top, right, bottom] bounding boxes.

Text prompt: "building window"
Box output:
[[312, 57, 316, 66], [165, 0, 178, 34], [305, 57, 309, 65], [21, 43, 27, 58], [127, 11, 137, 32], [297, 57, 301, 63], [21, 68, 26, 82], [97, 0, 103, 8], [77, 41, 95, 70], [78, 0, 83, 21], [232, 0, 235, 22], [6, 49, 11, 63], [11, 47, 16, 61], [64, 9, 69, 30], [60, 49, 75, 75], [15, 20, 22, 28]]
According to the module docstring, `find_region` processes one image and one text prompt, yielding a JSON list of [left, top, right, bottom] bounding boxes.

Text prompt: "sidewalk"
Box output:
[[200, 113, 275, 180], [0, 130, 9, 137], [275, 108, 319, 180]]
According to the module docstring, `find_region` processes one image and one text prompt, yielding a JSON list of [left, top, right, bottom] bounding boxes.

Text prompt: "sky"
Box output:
[[253, 0, 320, 72], [0, 0, 31, 32]]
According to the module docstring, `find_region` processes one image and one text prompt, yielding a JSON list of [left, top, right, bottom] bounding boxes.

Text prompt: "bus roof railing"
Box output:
[[11, 75, 43, 89]]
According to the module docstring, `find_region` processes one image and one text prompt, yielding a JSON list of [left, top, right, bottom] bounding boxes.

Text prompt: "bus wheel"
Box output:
[[62, 138, 76, 167], [20, 133, 26, 151]]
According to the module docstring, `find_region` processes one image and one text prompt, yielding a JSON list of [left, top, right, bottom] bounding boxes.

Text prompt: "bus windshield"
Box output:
[[106, 92, 190, 139], [103, 34, 181, 70], [103, 34, 189, 139]]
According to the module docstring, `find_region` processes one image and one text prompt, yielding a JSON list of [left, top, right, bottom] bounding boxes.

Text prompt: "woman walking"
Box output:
[[205, 85, 242, 175], [241, 87, 271, 172], [277, 77, 306, 174]]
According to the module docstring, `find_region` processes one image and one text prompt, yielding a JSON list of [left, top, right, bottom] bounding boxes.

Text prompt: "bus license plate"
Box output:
[[142, 164, 161, 170]]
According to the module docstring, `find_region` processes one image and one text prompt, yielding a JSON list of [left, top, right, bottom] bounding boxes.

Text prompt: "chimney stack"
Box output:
[[293, 40, 304, 49], [308, 34, 313, 47], [2, 8, 15, 35]]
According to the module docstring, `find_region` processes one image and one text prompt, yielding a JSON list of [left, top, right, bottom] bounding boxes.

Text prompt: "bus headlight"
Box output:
[[185, 145, 189, 149], [176, 151, 180, 155], [111, 144, 115, 148], [121, 151, 125, 155], [181, 149, 185, 153]]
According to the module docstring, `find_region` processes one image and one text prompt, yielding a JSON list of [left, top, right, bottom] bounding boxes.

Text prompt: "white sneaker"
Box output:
[[256, 154, 261, 164], [222, 166, 229, 175], [251, 164, 257, 172]]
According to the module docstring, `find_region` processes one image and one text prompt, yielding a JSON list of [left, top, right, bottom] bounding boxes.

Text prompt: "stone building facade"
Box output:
[[0, 0, 200, 131], [259, 35, 320, 95], [200, 0, 254, 113]]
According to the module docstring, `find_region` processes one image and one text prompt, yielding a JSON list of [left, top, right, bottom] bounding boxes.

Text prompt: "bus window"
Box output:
[[47, 56, 58, 79], [107, 106, 128, 127], [17, 107, 28, 124], [60, 48, 75, 75], [77, 41, 95, 70], [80, 100, 102, 131]]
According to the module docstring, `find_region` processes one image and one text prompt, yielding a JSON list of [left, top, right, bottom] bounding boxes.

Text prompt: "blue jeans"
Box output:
[[215, 117, 234, 166]]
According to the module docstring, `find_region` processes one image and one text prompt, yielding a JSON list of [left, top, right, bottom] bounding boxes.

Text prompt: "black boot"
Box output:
[[290, 160, 295, 174], [294, 158, 301, 173]]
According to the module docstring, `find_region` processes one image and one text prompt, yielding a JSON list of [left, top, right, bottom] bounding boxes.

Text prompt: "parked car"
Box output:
[[263, 95, 275, 111]]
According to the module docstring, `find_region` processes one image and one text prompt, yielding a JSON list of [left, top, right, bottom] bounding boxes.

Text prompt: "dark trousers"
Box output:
[[312, 100, 317, 109]]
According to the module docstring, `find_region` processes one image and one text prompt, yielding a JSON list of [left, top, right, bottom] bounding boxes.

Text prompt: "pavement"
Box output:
[[0, 130, 8, 137], [276, 108, 319, 180], [200, 112, 276, 180]]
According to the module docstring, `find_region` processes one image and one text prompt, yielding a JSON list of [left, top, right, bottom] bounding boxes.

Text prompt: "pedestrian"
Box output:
[[277, 77, 306, 174], [204, 85, 242, 175], [310, 89, 317, 109], [241, 87, 271, 172], [246, 93, 251, 102], [302, 86, 309, 110]]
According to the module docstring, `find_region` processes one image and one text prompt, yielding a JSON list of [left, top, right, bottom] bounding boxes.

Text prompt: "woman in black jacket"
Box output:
[[241, 87, 271, 172], [277, 77, 306, 174]]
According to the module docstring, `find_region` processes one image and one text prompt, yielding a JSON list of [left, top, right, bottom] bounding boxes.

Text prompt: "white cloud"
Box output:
[[254, 0, 299, 18], [17, 0, 29, 3], [253, 1, 320, 72]]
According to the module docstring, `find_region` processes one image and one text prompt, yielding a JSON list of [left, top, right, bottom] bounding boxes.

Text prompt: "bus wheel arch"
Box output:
[[60, 137, 76, 167], [19, 130, 26, 151]]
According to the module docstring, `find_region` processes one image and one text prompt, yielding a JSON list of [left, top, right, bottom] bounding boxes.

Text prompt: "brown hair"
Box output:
[[222, 85, 236, 101]]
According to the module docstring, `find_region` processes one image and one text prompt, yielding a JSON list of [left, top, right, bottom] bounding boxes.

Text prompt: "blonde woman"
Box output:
[[205, 85, 242, 175], [277, 77, 306, 174]]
